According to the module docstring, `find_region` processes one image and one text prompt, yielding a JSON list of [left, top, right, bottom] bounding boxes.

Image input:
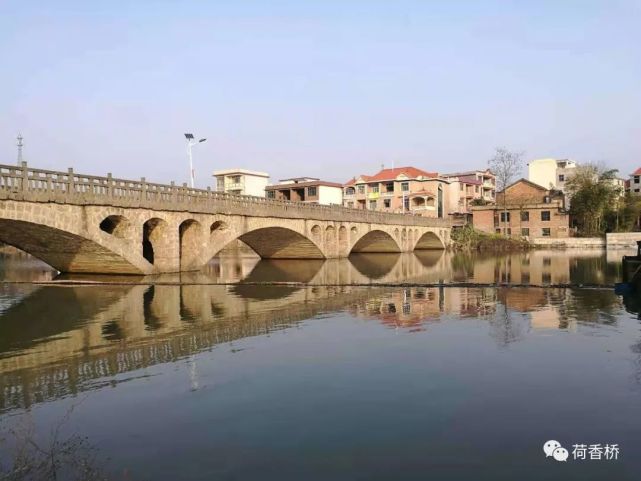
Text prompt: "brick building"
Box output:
[[472, 178, 570, 238]]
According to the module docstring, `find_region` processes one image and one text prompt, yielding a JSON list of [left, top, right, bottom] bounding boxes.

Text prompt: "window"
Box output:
[[307, 186, 317, 196], [266, 190, 275, 199], [401, 182, 409, 192], [383, 199, 391, 208], [385, 182, 394, 192], [542, 273, 552, 284], [542, 228, 551, 237], [521, 228, 529, 236], [347, 201, 354, 208], [216, 179, 225, 191], [521, 273, 530, 284], [357, 185, 365, 194], [370, 184, 379, 193], [541, 211, 551, 221], [495, 228, 501, 234], [636, 189, 640, 193], [369, 200, 377, 210], [500, 212, 510, 222], [521, 211, 529, 222], [403, 197, 410, 211], [460, 184, 464, 191], [231, 175, 241, 183], [635, 176, 640, 184], [345, 187, 355, 195], [558, 174, 565, 182], [475, 186, 479, 193], [507, 228, 511, 235]]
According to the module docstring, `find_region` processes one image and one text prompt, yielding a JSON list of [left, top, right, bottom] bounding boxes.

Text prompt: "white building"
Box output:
[[213, 169, 270, 197], [527, 158, 577, 191]]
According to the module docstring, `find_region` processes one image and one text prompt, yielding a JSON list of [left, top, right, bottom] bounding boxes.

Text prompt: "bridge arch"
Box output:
[[238, 227, 324, 259], [350, 229, 401, 254], [99, 215, 131, 239], [179, 219, 204, 271], [414, 231, 445, 249], [142, 218, 171, 268], [0, 219, 143, 274]]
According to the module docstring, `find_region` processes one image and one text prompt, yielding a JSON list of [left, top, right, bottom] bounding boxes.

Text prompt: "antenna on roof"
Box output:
[[381, 163, 384, 171]]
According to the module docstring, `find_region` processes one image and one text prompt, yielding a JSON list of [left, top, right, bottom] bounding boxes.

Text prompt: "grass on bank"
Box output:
[[450, 225, 530, 251]]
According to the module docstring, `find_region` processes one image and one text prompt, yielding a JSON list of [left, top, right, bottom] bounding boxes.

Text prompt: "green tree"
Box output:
[[565, 164, 622, 235]]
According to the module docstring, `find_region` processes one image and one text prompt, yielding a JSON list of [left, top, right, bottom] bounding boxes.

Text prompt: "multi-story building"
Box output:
[[265, 177, 343, 205], [628, 168, 641, 195], [441, 169, 496, 216], [343, 166, 455, 218], [527, 158, 577, 191], [472, 178, 570, 238], [213, 169, 270, 197]]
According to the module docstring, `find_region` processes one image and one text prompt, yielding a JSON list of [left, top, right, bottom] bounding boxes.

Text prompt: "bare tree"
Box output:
[[488, 147, 524, 235]]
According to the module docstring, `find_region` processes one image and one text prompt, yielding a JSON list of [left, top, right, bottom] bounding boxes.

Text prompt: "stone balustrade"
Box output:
[[0, 162, 452, 227]]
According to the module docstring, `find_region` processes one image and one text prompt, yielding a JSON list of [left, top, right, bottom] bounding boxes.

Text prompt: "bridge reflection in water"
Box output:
[[0, 287, 622, 413]]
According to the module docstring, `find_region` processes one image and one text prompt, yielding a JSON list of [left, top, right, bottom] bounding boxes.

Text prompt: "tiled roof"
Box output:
[[346, 167, 437, 185], [457, 175, 482, 185], [266, 180, 343, 190], [632, 167, 641, 176]]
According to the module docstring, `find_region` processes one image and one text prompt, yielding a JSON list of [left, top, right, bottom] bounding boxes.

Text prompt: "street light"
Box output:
[[184, 133, 207, 188]]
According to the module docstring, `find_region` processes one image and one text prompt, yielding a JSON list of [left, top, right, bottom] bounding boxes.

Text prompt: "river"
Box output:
[[1, 247, 640, 480]]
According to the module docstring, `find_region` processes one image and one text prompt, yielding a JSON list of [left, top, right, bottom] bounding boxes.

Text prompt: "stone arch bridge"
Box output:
[[0, 163, 452, 275]]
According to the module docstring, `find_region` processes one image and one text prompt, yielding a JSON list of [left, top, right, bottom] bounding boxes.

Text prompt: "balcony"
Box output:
[[483, 181, 494, 189], [368, 192, 380, 200], [381, 191, 395, 197], [225, 182, 244, 191]]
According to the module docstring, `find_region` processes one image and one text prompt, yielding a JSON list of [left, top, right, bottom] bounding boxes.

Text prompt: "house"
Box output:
[[342, 166, 454, 218], [265, 177, 343, 205], [527, 158, 577, 191], [472, 178, 570, 238], [213, 169, 270, 197], [629, 168, 641, 195], [441, 169, 496, 218]]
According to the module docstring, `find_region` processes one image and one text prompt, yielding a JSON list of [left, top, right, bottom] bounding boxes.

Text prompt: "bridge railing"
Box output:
[[0, 162, 453, 227]]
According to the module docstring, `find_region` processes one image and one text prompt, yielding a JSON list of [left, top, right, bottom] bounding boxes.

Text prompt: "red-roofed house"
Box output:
[[343, 166, 455, 218], [630, 168, 641, 195], [441, 169, 496, 216]]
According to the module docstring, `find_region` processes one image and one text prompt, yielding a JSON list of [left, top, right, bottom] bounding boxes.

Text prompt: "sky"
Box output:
[[1, 0, 640, 187]]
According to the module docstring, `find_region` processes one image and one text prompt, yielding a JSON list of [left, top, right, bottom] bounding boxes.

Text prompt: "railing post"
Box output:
[[141, 177, 146, 202], [171, 181, 176, 203], [68, 168, 75, 194], [107, 173, 113, 197], [20, 161, 28, 192]]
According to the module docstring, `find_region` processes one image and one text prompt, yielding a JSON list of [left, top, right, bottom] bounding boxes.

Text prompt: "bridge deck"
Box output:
[[0, 162, 452, 227]]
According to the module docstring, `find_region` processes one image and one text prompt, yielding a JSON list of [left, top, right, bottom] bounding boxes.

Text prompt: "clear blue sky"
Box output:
[[1, 0, 639, 187]]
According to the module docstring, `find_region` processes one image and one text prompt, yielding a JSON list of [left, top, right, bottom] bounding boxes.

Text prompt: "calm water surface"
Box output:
[[1, 247, 640, 480]]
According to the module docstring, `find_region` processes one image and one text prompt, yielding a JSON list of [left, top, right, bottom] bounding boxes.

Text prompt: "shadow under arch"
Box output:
[[238, 227, 324, 259], [414, 231, 445, 250], [414, 249, 445, 268], [0, 219, 143, 274], [350, 230, 401, 254], [349, 253, 400, 280], [230, 259, 325, 300]]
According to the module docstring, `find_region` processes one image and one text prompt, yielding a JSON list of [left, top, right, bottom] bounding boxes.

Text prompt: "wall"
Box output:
[[528, 158, 557, 190], [318, 185, 343, 205], [530, 237, 605, 248], [606, 233, 641, 249], [243, 175, 270, 197]]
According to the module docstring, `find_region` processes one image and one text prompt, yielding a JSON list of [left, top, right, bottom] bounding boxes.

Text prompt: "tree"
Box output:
[[565, 164, 622, 235], [488, 147, 524, 235]]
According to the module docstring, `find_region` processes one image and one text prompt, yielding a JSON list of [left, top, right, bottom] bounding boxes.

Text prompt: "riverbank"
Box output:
[[450, 226, 530, 252]]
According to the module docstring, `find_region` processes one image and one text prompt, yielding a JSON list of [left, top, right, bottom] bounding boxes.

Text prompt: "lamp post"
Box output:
[[184, 133, 207, 188]]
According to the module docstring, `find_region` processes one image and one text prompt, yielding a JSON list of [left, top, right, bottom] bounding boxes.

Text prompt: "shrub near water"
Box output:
[[451, 225, 530, 252]]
